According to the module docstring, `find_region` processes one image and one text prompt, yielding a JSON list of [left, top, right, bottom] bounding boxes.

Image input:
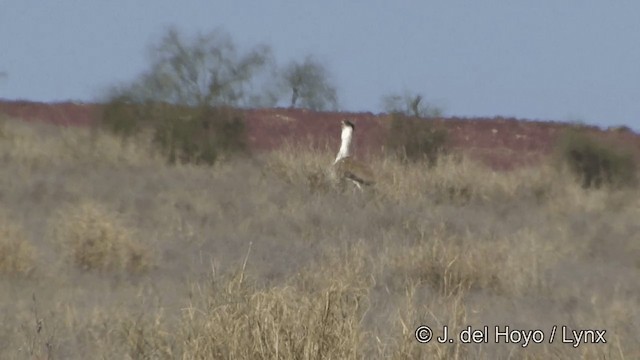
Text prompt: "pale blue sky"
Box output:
[[1, 1, 639, 129]]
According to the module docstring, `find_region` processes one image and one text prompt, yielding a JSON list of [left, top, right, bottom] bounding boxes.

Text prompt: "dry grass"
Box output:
[[50, 200, 154, 274], [0, 212, 36, 276], [181, 273, 365, 358], [0, 116, 639, 359]]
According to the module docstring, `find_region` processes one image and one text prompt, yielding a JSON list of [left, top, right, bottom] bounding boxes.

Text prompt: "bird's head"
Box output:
[[341, 120, 355, 130]]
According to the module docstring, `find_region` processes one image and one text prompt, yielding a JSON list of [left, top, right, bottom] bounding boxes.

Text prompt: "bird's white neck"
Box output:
[[334, 126, 353, 163]]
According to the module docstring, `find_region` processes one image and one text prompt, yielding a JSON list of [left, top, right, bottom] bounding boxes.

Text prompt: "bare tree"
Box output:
[[101, 28, 276, 165], [382, 91, 443, 118], [116, 27, 274, 107], [281, 55, 338, 111]]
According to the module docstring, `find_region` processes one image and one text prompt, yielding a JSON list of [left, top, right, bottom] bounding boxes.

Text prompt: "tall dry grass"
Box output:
[[50, 200, 154, 274], [0, 211, 36, 276], [0, 116, 639, 359]]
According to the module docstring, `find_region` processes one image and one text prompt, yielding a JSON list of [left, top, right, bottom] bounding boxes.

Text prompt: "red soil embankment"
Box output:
[[0, 100, 99, 126], [2, 100, 638, 170]]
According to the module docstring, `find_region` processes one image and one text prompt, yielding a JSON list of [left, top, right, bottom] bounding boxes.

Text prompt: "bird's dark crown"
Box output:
[[341, 120, 355, 129]]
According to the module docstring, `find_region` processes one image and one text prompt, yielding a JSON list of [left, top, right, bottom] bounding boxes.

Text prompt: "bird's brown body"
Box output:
[[333, 156, 375, 187]]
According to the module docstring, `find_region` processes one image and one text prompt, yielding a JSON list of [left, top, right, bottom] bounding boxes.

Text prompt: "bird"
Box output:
[[331, 120, 375, 190]]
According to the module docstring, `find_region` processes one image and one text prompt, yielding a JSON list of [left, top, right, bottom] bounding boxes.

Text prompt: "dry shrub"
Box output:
[[0, 118, 66, 166], [153, 105, 248, 165], [543, 171, 628, 216], [494, 228, 567, 297], [182, 273, 366, 359], [118, 313, 176, 359], [102, 101, 248, 165], [0, 216, 36, 276], [0, 117, 159, 168], [50, 201, 153, 273], [389, 224, 568, 299], [386, 113, 448, 165], [556, 129, 637, 189], [389, 228, 501, 297], [264, 141, 334, 192], [179, 242, 370, 359], [390, 290, 472, 360], [300, 240, 376, 292], [62, 126, 160, 166], [373, 153, 492, 203], [425, 155, 491, 203], [373, 152, 567, 208]]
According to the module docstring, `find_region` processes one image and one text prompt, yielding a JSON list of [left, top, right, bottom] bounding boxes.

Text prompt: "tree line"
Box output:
[[106, 27, 338, 112]]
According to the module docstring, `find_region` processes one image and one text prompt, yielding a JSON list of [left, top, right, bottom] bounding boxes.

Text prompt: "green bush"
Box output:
[[99, 28, 263, 165], [101, 102, 247, 165], [154, 105, 247, 165], [386, 113, 448, 166], [557, 129, 637, 189], [100, 96, 146, 137]]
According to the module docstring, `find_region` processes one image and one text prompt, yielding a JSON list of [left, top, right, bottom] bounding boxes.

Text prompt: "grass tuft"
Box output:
[[0, 215, 36, 276], [50, 200, 154, 274]]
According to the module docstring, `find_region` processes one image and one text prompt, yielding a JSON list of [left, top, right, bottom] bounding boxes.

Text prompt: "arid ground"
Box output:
[[0, 104, 639, 359]]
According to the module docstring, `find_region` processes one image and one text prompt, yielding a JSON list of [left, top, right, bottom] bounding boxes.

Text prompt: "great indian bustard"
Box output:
[[331, 120, 375, 190]]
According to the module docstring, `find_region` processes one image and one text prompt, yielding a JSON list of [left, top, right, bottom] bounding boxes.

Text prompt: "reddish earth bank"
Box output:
[[1, 100, 638, 170]]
